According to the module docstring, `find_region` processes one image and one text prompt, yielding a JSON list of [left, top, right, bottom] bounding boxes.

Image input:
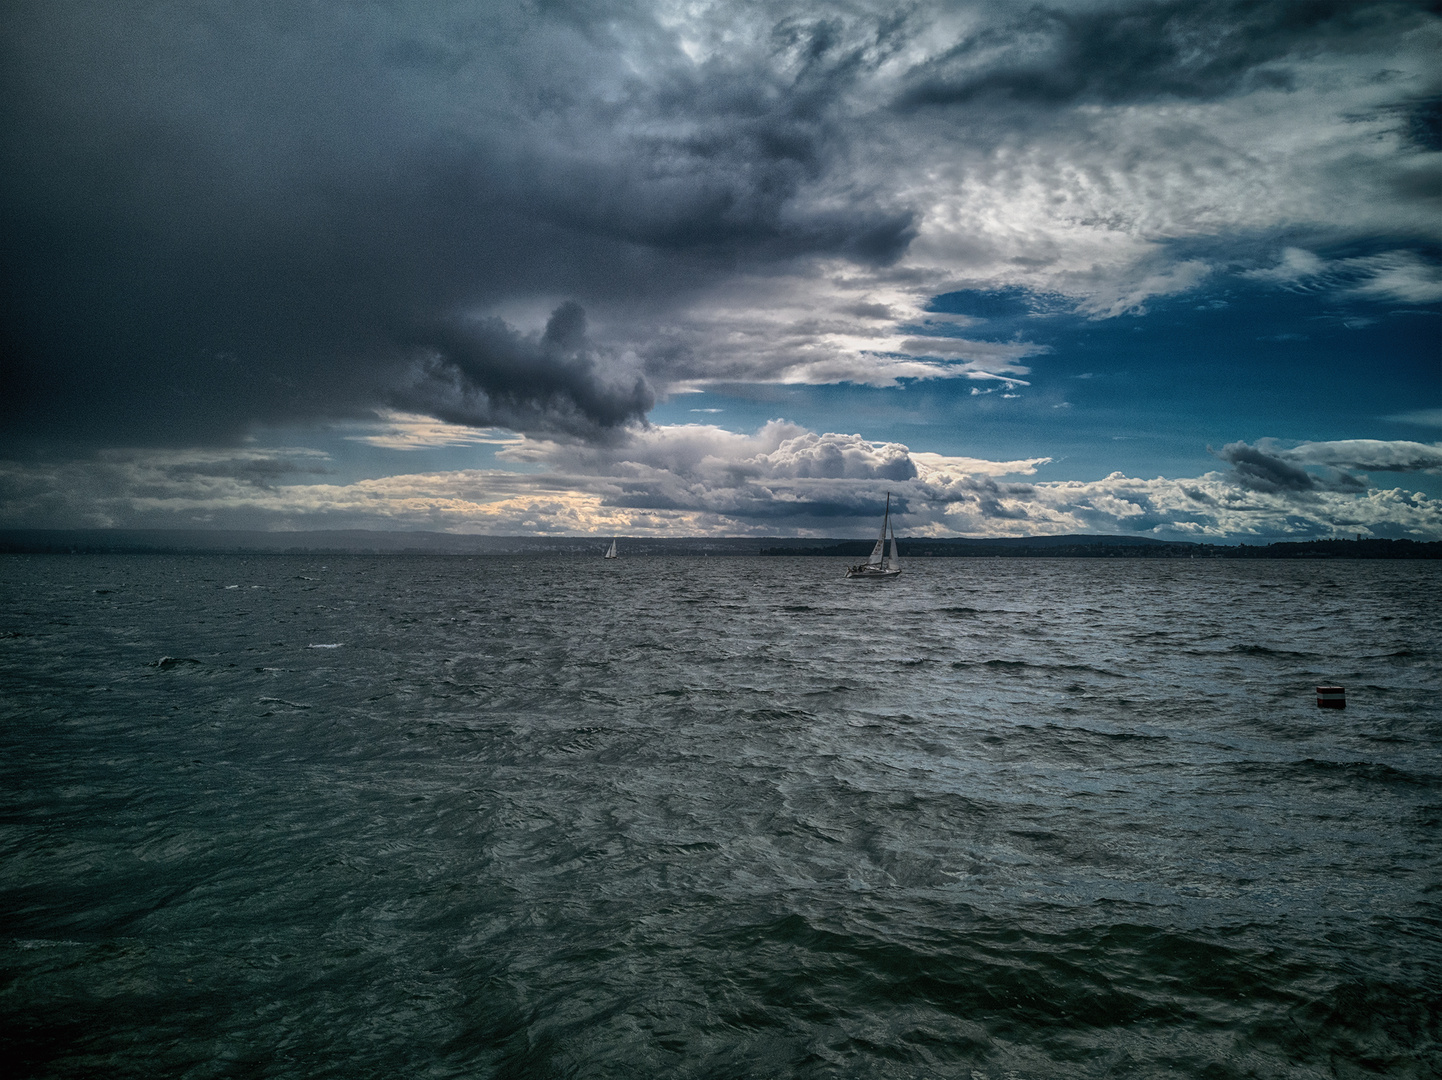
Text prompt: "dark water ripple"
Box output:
[[2, 555, 1440, 1078]]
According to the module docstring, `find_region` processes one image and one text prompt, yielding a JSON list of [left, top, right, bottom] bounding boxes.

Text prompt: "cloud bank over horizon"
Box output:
[[2, 0, 1438, 537], [2, 420, 1437, 541]]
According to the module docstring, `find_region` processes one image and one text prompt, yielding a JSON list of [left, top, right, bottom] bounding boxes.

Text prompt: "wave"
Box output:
[[1044, 723, 1169, 743], [1229, 758, 1440, 789], [1224, 643, 1317, 658], [705, 913, 1326, 1038], [951, 658, 1127, 677]]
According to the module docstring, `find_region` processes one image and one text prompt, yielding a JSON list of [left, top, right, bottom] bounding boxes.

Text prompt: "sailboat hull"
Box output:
[[844, 565, 900, 579]]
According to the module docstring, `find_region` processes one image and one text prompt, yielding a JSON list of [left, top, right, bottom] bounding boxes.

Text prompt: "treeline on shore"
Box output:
[[761, 537, 1442, 559]]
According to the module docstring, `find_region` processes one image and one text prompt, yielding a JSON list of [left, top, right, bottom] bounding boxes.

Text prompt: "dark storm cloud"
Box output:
[[397, 303, 654, 441], [3, 0, 1437, 459], [1214, 441, 1319, 492], [157, 455, 332, 489], [896, 0, 1421, 109], [1213, 440, 1379, 493], [0, 0, 910, 449]]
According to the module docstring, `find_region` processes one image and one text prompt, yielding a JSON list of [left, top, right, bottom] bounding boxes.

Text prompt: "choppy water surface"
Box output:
[[2, 554, 1439, 1078]]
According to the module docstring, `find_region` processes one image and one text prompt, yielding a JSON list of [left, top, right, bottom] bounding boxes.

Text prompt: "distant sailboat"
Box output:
[[846, 494, 902, 579], [603, 538, 619, 559]]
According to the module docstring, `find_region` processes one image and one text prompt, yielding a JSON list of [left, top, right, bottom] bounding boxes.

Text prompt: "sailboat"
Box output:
[[603, 538, 618, 559], [845, 494, 901, 579]]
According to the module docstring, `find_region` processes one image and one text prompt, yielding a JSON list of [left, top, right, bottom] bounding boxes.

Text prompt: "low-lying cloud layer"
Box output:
[[3, 0, 1438, 449], [4, 426, 1437, 540]]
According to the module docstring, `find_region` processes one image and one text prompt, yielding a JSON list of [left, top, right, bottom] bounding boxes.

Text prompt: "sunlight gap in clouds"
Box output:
[[345, 411, 528, 452]]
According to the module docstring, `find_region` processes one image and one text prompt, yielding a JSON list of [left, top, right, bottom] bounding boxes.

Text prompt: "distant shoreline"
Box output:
[[762, 537, 1442, 560], [0, 530, 1438, 559]]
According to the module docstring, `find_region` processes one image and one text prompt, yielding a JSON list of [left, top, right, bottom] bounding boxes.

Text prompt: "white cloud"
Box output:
[[1245, 247, 1327, 286], [618, 268, 1047, 389], [1263, 438, 1442, 473], [1245, 249, 1442, 305], [911, 452, 1051, 478], [1347, 252, 1442, 305], [1385, 408, 1442, 428], [606, 9, 1442, 389]]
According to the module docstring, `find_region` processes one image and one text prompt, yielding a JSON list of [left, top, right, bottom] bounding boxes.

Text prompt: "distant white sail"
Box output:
[[604, 538, 618, 559]]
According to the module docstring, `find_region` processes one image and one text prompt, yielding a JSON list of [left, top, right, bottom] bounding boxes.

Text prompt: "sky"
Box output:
[[2, 0, 1439, 540]]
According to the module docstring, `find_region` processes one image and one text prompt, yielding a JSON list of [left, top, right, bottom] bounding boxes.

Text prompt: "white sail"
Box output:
[[885, 531, 899, 571], [604, 539, 618, 559], [867, 492, 890, 566]]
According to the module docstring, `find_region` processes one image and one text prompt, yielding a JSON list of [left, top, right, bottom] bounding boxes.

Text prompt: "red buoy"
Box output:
[[1316, 686, 1345, 709]]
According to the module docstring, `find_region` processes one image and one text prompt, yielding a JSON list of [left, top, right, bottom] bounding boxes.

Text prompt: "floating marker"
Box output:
[[1316, 685, 1345, 709]]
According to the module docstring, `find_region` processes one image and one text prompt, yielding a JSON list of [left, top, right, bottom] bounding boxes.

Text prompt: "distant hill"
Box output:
[[0, 529, 1438, 558], [765, 534, 1181, 558], [0, 529, 763, 556], [760, 536, 1442, 559]]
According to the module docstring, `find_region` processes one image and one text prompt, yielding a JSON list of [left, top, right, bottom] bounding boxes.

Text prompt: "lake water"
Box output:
[[2, 554, 1439, 1078]]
